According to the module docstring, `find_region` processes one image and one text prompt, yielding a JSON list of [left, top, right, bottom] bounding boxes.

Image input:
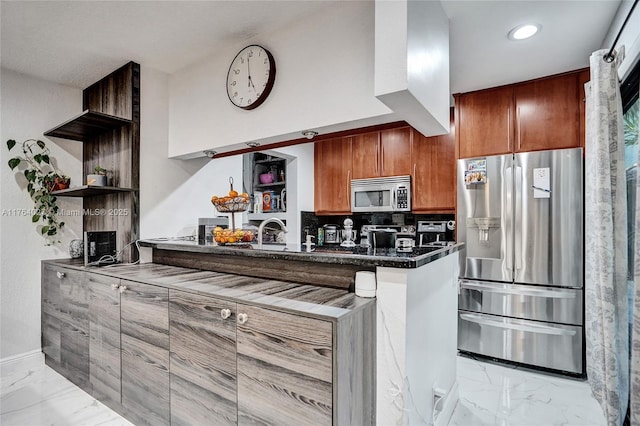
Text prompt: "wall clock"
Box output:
[[226, 45, 276, 110]]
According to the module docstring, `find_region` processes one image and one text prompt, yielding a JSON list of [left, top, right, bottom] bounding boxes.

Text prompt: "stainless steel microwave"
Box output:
[[351, 175, 411, 212]]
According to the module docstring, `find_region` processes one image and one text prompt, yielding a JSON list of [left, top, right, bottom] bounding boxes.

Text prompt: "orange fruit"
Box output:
[[211, 195, 218, 202], [241, 192, 249, 199], [229, 190, 238, 197], [228, 236, 236, 243]]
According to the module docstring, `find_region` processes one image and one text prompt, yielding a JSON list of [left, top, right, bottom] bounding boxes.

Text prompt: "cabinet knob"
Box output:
[[220, 308, 232, 319], [111, 283, 120, 290], [237, 313, 248, 325], [56, 271, 65, 279], [118, 285, 128, 294]]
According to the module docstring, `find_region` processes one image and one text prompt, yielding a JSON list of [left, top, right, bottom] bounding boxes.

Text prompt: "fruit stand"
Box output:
[[210, 177, 254, 244]]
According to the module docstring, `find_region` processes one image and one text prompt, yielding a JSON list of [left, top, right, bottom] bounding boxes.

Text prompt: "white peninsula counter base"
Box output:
[[376, 251, 460, 426]]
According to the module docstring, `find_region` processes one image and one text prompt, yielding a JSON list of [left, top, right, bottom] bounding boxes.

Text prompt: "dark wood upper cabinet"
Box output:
[[352, 128, 412, 179], [314, 137, 353, 215], [352, 132, 380, 179], [514, 72, 580, 152], [380, 127, 412, 177], [412, 110, 456, 213], [456, 85, 514, 159], [456, 69, 586, 159]]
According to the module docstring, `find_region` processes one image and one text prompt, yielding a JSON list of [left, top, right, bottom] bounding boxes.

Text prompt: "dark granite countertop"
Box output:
[[43, 258, 373, 322], [139, 239, 464, 269]]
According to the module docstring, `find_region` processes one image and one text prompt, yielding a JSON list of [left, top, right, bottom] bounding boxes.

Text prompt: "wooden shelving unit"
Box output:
[[44, 110, 132, 141], [44, 62, 140, 262], [51, 185, 137, 197]]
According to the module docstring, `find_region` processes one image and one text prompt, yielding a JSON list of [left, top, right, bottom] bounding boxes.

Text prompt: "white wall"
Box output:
[[168, 0, 394, 158], [0, 69, 83, 360], [140, 66, 242, 239]]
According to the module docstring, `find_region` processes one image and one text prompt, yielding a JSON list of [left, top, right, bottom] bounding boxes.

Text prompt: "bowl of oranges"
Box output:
[[211, 189, 250, 213], [213, 227, 255, 245]]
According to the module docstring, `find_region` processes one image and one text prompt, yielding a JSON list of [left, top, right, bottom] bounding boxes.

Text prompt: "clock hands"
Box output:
[[247, 54, 257, 92]]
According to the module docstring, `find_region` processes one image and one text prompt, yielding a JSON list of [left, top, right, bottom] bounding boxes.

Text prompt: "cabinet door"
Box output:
[[237, 304, 333, 425], [514, 73, 580, 152], [169, 291, 237, 426], [412, 111, 456, 212], [314, 137, 352, 215], [457, 86, 513, 158], [120, 280, 170, 426], [380, 127, 412, 177], [42, 264, 61, 364], [88, 273, 121, 410], [58, 267, 90, 391], [352, 131, 380, 179]]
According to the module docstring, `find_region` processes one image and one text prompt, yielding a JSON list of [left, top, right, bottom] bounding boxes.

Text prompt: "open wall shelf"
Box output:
[[44, 110, 132, 141], [51, 185, 138, 197]]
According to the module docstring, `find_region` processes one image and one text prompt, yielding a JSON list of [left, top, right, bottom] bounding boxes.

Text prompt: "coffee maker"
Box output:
[[416, 220, 455, 246]]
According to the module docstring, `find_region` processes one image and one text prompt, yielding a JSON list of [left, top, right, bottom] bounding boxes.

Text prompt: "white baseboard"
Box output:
[[0, 349, 44, 371], [434, 381, 459, 426]]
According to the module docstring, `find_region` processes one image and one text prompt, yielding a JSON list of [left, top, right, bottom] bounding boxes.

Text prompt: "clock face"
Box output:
[[226, 45, 276, 110]]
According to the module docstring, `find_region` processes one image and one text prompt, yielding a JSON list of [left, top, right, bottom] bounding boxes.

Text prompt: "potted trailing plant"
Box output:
[[87, 165, 108, 186], [6, 138, 69, 243]]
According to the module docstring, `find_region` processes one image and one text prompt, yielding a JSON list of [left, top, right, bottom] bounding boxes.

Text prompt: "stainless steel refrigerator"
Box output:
[[457, 148, 584, 375]]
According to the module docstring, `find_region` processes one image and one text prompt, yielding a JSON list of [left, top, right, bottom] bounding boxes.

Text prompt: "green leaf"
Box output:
[[32, 214, 41, 223], [41, 226, 49, 235], [7, 140, 16, 150], [59, 222, 65, 228], [47, 227, 56, 236], [8, 158, 20, 170], [33, 154, 42, 163], [37, 140, 45, 149], [42, 155, 50, 164]]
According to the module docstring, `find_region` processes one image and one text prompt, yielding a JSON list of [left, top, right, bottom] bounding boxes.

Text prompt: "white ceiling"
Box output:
[[0, 0, 623, 94]]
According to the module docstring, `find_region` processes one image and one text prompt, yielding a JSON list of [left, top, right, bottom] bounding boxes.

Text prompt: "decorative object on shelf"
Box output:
[[210, 177, 249, 234], [226, 45, 276, 110], [259, 172, 275, 184], [69, 239, 84, 258], [87, 165, 108, 186], [6, 138, 69, 243]]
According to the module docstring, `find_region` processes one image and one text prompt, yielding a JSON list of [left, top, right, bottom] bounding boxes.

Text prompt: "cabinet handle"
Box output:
[[118, 285, 128, 294], [237, 313, 248, 325], [377, 143, 381, 175], [111, 283, 120, 291], [56, 271, 65, 279], [221, 308, 232, 319], [346, 170, 351, 201], [413, 163, 416, 178]]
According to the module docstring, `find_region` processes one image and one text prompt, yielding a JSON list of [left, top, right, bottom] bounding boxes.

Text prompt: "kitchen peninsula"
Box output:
[[41, 240, 461, 426]]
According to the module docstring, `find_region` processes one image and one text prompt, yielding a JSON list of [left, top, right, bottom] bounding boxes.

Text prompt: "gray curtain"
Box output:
[[585, 48, 629, 426]]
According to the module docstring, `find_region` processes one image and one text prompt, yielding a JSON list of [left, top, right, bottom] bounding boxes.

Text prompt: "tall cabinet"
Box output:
[[44, 62, 140, 261]]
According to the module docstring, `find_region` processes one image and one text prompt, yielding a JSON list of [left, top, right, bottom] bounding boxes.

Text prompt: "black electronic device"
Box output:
[[84, 231, 117, 266]]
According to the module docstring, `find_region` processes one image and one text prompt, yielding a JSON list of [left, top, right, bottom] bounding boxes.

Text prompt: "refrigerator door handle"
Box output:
[[459, 313, 577, 336], [514, 163, 523, 272], [504, 165, 513, 271], [459, 281, 578, 299]]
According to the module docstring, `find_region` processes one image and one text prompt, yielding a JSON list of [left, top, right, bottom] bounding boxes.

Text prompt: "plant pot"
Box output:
[[45, 176, 70, 191], [87, 174, 107, 186]]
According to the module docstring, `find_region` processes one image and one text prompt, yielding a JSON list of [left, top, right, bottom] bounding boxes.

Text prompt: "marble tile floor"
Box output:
[[1, 353, 606, 426]]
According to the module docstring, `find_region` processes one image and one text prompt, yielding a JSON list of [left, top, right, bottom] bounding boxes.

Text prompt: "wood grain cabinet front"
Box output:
[[236, 304, 333, 425], [455, 69, 586, 159], [411, 110, 456, 213], [168, 291, 238, 426], [41, 264, 89, 391], [88, 273, 122, 411], [314, 137, 353, 215], [352, 128, 412, 179], [120, 280, 170, 426]]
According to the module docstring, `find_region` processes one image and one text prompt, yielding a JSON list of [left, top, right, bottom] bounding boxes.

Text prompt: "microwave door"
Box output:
[[352, 187, 392, 212]]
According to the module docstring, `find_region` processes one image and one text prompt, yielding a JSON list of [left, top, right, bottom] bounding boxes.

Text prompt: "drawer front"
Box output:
[[458, 280, 583, 325], [458, 311, 583, 374]]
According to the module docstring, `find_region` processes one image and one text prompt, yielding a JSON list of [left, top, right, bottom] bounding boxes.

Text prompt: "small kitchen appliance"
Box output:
[[370, 228, 397, 249], [395, 238, 415, 252], [323, 224, 341, 244], [360, 224, 415, 248], [340, 218, 357, 247], [351, 175, 411, 213], [416, 220, 455, 247]]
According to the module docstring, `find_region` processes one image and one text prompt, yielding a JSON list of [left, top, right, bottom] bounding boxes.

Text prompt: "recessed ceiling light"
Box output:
[[508, 24, 541, 41]]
